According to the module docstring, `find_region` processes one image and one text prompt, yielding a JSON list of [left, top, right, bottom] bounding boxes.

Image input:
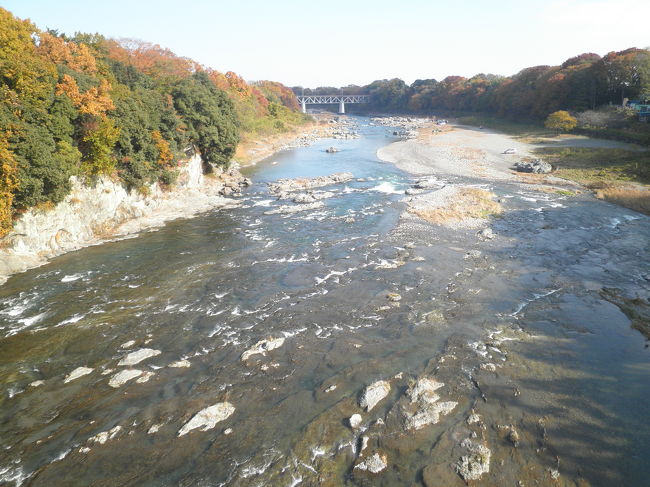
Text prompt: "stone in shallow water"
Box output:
[[135, 371, 155, 383], [386, 293, 402, 302], [120, 340, 136, 349], [108, 369, 143, 388], [88, 426, 122, 445], [168, 359, 191, 368], [63, 366, 93, 383], [407, 377, 444, 404], [178, 402, 235, 436], [455, 438, 491, 481], [118, 348, 161, 366], [349, 414, 363, 429], [359, 380, 391, 411], [241, 337, 285, 362], [29, 380, 45, 388], [404, 401, 457, 430], [354, 452, 388, 473]]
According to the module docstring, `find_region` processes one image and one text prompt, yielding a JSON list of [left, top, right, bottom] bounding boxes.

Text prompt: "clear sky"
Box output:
[[2, 0, 649, 87]]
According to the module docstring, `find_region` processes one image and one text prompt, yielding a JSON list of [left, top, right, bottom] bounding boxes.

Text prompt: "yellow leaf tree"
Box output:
[[544, 110, 578, 132]]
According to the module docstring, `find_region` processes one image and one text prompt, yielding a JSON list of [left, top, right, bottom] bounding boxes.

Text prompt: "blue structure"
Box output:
[[629, 101, 650, 122]]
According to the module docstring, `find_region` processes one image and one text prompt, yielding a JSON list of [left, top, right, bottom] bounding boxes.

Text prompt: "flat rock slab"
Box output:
[[108, 369, 143, 388], [118, 348, 161, 366], [64, 366, 94, 383], [178, 402, 235, 436]]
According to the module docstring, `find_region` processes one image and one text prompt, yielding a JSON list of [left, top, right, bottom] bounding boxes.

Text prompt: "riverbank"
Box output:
[[378, 120, 650, 217], [234, 113, 354, 167], [0, 115, 351, 286]]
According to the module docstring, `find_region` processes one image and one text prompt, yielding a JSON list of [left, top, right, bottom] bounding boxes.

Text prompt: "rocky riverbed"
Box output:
[[0, 117, 648, 486]]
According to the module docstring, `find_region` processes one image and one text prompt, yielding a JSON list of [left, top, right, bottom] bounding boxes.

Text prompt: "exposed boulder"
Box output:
[[354, 452, 388, 474], [178, 402, 235, 436], [359, 380, 391, 411], [407, 378, 444, 404], [349, 414, 363, 429], [514, 159, 552, 174], [268, 172, 353, 194]]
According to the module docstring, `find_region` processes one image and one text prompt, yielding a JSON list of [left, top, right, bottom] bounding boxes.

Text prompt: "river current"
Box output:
[[0, 117, 649, 486]]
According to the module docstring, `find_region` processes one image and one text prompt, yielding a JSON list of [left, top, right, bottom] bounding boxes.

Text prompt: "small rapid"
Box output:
[[0, 117, 649, 487]]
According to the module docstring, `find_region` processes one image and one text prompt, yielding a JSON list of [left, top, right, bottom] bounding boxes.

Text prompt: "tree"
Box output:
[[544, 110, 577, 132], [172, 72, 239, 168]]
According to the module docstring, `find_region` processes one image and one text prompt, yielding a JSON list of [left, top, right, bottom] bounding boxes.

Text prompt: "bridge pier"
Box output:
[[338, 101, 345, 114], [301, 100, 306, 113]]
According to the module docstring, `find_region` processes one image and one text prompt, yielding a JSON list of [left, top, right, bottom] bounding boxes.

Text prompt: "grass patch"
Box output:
[[536, 147, 650, 185], [411, 187, 502, 224], [591, 185, 650, 215], [535, 147, 650, 214]]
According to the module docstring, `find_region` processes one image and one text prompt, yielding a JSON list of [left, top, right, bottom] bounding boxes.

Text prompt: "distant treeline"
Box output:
[[0, 8, 306, 237], [294, 48, 650, 118]]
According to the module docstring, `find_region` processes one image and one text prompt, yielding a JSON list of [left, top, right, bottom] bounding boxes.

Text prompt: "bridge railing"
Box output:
[[296, 94, 370, 113], [296, 95, 370, 104]]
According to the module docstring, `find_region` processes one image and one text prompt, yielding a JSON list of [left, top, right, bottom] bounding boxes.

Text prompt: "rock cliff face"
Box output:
[[0, 154, 249, 285]]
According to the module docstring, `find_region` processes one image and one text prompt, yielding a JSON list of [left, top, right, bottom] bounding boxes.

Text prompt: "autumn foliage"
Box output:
[[545, 111, 578, 132], [0, 7, 306, 237]]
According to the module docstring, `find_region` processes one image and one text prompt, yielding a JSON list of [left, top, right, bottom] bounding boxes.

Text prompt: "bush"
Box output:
[[545, 110, 578, 132]]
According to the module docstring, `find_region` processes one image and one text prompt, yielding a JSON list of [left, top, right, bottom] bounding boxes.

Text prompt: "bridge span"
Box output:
[[296, 95, 369, 114]]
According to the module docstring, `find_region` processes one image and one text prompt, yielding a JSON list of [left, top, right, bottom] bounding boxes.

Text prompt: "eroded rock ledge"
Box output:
[[0, 154, 249, 285]]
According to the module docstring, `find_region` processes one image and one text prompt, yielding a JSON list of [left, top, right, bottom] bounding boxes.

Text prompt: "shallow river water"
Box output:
[[0, 117, 648, 486]]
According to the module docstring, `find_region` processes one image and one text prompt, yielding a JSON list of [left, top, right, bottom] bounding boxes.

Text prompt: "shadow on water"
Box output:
[[472, 197, 650, 486]]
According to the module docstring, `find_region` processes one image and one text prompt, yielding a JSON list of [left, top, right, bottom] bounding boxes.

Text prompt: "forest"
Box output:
[[0, 8, 307, 237], [296, 48, 650, 142]]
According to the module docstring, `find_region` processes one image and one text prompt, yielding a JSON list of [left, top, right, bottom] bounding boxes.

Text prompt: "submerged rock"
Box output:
[[386, 293, 402, 302], [178, 402, 235, 436], [263, 201, 324, 215], [354, 452, 388, 474], [241, 337, 285, 362], [360, 380, 391, 411], [118, 348, 161, 366], [136, 371, 155, 383], [477, 228, 495, 240], [108, 369, 143, 388], [508, 426, 520, 447], [456, 438, 491, 481], [63, 366, 94, 383], [168, 359, 191, 368], [88, 425, 122, 445]]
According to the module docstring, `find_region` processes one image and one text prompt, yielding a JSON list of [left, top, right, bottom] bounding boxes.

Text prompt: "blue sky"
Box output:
[[2, 0, 649, 87]]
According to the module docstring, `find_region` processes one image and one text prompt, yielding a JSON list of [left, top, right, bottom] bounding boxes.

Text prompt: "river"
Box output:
[[0, 116, 648, 486]]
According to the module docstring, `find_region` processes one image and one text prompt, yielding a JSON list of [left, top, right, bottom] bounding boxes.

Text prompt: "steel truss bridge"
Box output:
[[296, 95, 370, 114]]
